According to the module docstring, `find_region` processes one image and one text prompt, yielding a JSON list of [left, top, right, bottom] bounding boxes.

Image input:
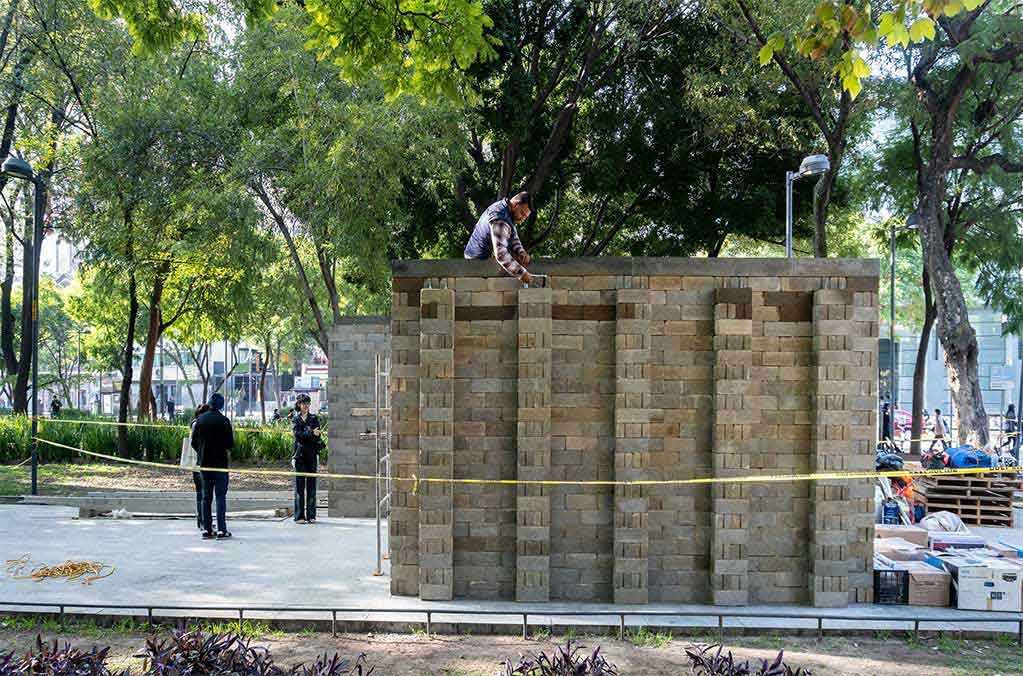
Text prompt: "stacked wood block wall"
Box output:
[[327, 318, 390, 518], [452, 277, 518, 599], [418, 287, 455, 600], [381, 259, 878, 607], [516, 288, 552, 601]]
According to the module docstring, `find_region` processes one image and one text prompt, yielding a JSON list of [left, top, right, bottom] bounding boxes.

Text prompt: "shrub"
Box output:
[[685, 644, 812, 676], [0, 636, 124, 676], [0, 415, 293, 466], [0, 631, 372, 675], [137, 630, 372, 675], [504, 641, 618, 676]]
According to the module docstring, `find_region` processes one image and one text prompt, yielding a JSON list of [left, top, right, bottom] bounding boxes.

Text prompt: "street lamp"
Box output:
[[889, 213, 920, 412], [2, 155, 45, 496], [785, 154, 831, 258]]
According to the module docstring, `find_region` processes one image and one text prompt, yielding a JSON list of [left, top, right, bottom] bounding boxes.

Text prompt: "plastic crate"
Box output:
[[873, 568, 909, 604]]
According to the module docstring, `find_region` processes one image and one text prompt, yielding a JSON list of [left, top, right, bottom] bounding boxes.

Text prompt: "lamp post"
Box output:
[[785, 154, 831, 258], [2, 155, 45, 496], [889, 214, 920, 410]]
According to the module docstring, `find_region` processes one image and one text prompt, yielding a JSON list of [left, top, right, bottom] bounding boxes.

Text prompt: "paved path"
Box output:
[[2, 505, 1022, 635]]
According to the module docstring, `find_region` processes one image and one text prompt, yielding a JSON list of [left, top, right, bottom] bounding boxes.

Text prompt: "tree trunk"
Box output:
[[136, 271, 167, 420], [117, 270, 139, 456], [911, 266, 936, 455], [920, 188, 988, 447], [169, 344, 196, 409], [1, 189, 20, 377], [812, 164, 839, 258], [12, 199, 35, 413], [259, 337, 270, 424]]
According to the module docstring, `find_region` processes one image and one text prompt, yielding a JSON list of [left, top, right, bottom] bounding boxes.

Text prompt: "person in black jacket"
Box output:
[[292, 393, 323, 524], [191, 393, 235, 539]]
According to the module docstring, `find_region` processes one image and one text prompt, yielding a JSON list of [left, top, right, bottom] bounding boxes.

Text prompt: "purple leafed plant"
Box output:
[[1, 636, 124, 676], [136, 630, 372, 676], [504, 641, 618, 676], [685, 644, 812, 676]]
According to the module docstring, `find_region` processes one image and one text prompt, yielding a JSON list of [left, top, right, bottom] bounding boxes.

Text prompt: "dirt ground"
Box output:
[[0, 463, 297, 495], [1, 627, 1021, 676]]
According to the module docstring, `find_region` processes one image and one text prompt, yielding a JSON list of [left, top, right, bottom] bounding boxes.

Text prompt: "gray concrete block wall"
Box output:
[[327, 318, 391, 518], [382, 258, 878, 607]]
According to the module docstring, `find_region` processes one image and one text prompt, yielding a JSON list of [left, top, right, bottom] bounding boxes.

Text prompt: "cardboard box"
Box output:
[[875, 537, 928, 561], [989, 542, 1022, 559], [876, 524, 929, 547], [933, 555, 1022, 612], [929, 533, 986, 551], [903, 561, 950, 607]]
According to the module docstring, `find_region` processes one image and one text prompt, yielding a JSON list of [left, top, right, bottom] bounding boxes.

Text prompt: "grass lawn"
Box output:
[[0, 462, 292, 496]]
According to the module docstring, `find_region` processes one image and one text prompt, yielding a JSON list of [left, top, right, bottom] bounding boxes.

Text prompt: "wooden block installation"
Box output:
[[329, 259, 878, 607]]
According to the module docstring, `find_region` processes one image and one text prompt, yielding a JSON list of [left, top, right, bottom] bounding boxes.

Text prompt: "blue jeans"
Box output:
[[192, 472, 203, 529], [201, 471, 229, 533], [294, 458, 317, 521]]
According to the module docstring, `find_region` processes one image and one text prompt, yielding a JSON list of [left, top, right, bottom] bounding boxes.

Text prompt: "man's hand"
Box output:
[[313, 428, 321, 437], [517, 251, 531, 266], [521, 271, 534, 285]]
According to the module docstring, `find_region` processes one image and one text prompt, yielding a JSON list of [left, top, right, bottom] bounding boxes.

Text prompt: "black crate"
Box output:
[[873, 568, 909, 605]]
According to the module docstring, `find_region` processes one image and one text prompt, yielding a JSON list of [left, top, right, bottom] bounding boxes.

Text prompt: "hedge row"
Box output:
[[0, 414, 311, 466]]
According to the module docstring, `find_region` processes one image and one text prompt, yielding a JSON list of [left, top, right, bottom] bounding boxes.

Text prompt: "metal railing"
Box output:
[[1, 600, 1021, 644]]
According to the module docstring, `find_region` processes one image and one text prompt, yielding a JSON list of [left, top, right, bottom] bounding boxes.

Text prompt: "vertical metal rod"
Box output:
[[29, 179, 43, 495], [817, 617, 822, 642], [332, 610, 337, 637], [718, 615, 724, 641], [426, 611, 431, 636], [59, 605, 64, 630], [1017, 620, 1022, 647], [238, 608, 244, 631], [890, 222, 897, 412], [147, 608, 153, 632], [373, 353, 382, 577], [522, 613, 528, 640], [914, 619, 919, 641], [619, 614, 624, 640], [785, 171, 794, 259]]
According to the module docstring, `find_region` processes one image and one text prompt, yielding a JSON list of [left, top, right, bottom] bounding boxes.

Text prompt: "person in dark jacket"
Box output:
[[183, 404, 210, 530], [191, 393, 234, 539], [292, 393, 323, 524], [464, 191, 534, 283]]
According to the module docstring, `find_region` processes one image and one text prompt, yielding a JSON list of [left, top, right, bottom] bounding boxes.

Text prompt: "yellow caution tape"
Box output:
[[5, 554, 114, 585], [33, 438, 1023, 491]]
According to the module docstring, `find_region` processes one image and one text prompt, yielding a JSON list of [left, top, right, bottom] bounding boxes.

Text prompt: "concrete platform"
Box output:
[[16, 491, 327, 517], [2, 505, 1022, 636]]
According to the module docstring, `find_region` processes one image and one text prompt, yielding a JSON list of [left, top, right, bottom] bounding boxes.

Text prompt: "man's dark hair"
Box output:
[[510, 191, 530, 207], [935, 408, 941, 414]]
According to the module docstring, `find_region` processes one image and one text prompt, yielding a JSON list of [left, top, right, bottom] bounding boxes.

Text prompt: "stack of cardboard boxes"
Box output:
[[873, 524, 1023, 610]]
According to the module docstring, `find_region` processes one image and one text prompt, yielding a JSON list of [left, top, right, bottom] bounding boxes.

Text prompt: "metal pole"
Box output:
[[29, 178, 43, 496], [785, 171, 794, 258], [77, 330, 82, 410], [376, 349, 384, 576], [1016, 338, 1023, 463], [890, 222, 897, 411]]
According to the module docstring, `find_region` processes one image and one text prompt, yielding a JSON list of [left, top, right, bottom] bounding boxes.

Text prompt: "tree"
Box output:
[[88, 0, 497, 98], [769, 0, 1023, 446], [230, 6, 455, 350], [726, 0, 869, 257]]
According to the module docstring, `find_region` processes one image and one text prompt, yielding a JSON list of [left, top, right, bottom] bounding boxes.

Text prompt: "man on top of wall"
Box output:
[[464, 191, 535, 284]]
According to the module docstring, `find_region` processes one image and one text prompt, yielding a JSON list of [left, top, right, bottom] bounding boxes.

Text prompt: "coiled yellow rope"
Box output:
[[5, 554, 114, 585]]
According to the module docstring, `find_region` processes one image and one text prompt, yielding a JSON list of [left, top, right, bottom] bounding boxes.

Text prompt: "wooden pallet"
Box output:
[[918, 471, 1020, 526]]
